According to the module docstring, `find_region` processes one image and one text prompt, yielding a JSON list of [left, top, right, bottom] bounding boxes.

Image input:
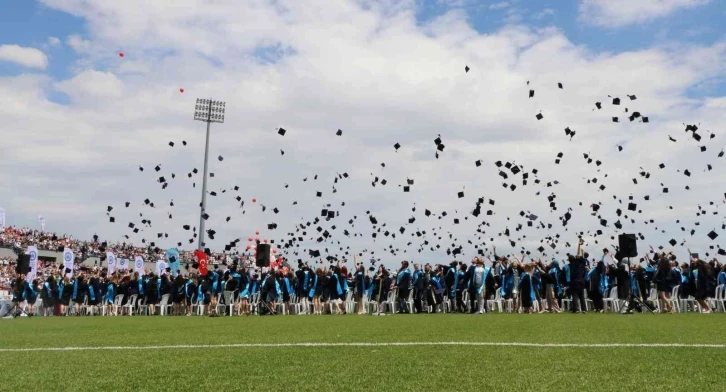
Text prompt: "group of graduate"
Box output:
[[8, 240, 726, 317]]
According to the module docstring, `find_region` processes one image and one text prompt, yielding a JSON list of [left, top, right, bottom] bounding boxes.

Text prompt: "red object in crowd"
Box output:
[[272, 249, 277, 254], [255, 231, 259, 235], [252, 198, 256, 203], [263, 239, 268, 244], [248, 237, 253, 242], [119, 52, 124, 57], [194, 250, 208, 276], [179, 88, 185, 93]]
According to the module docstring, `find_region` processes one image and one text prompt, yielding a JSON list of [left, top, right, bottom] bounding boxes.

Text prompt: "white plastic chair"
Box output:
[[124, 294, 138, 316], [158, 294, 171, 315], [602, 287, 616, 313], [670, 286, 680, 313], [646, 288, 659, 312], [714, 285, 725, 312], [219, 291, 235, 316], [385, 290, 397, 314], [112, 295, 124, 315], [487, 289, 503, 313], [249, 292, 260, 315]]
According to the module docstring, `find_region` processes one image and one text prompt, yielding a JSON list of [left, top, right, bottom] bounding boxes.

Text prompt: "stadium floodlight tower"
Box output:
[[193, 98, 226, 251]]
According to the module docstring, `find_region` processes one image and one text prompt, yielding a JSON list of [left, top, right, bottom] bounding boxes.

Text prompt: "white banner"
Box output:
[[134, 256, 144, 273], [157, 260, 167, 276], [107, 252, 116, 274], [26, 246, 38, 281], [118, 258, 128, 270], [38, 215, 46, 232], [0, 207, 5, 229], [62, 247, 74, 277]]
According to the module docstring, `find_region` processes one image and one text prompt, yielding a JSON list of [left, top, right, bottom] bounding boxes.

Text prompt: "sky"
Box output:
[[0, 0, 725, 265]]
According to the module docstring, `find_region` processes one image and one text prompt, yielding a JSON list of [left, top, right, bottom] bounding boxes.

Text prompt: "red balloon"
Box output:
[[255, 237, 259, 242], [179, 88, 184, 93], [272, 250, 277, 254], [255, 231, 259, 235], [248, 237, 253, 242], [119, 52, 124, 57], [246, 245, 251, 250], [263, 239, 268, 244], [252, 198, 257, 203]]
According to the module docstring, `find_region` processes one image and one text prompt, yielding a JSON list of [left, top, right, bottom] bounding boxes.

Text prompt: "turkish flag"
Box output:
[[195, 250, 208, 276]]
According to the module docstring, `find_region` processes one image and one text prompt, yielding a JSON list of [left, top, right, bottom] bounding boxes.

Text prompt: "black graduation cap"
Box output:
[[394, 143, 401, 151], [155, 165, 161, 172], [109, 217, 115, 223], [210, 191, 217, 196], [273, 208, 280, 214], [139, 166, 144, 171], [708, 230, 718, 240], [457, 191, 464, 198], [403, 186, 410, 192], [202, 213, 209, 220], [107, 206, 113, 212], [684, 169, 691, 177], [464, 65, 470, 73], [336, 129, 343, 136], [612, 97, 620, 105], [169, 141, 174, 147], [669, 239, 677, 247], [133, 228, 139, 233], [128, 222, 135, 228], [612, 117, 619, 123], [278, 128, 287, 136], [628, 203, 637, 211], [595, 102, 602, 109], [316, 191, 322, 197], [536, 113, 543, 120], [529, 89, 534, 98], [425, 209, 431, 216], [557, 82, 563, 89]]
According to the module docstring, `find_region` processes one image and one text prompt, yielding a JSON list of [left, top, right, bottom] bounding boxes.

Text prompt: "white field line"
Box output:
[[1, 341, 726, 353]]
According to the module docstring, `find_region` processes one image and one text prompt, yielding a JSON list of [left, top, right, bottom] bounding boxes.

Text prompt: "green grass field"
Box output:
[[1, 314, 724, 391]]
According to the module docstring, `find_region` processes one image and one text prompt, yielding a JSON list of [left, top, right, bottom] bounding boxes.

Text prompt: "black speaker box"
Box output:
[[256, 244, 271, 267], [618, 234, 637, 258], [15, 254, 30, 274]]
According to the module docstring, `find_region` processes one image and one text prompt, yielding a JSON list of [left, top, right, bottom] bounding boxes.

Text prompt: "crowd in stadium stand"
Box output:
[[0, 226, 228, 264], [2, 236, 726, 318]]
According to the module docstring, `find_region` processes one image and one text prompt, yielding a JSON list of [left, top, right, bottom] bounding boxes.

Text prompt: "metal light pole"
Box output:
[[194, 98, 226, 251]]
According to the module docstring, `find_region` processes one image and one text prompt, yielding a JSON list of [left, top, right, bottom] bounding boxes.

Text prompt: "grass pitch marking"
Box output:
[[1, 341, 726, 353]]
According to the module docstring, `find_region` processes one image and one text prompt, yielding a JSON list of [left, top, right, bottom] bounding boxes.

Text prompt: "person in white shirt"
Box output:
[[471, 258, 488, 314]]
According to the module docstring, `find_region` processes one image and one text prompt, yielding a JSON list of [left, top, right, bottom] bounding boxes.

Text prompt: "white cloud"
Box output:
[[0, 0, 724, 263], [489, 1, 509, 10], [48, 37, 61, 47], [580, 0, 710, 28], [533, 8, 555, 19], [66, 35, 92, 54], [0, 45, 48, 69]]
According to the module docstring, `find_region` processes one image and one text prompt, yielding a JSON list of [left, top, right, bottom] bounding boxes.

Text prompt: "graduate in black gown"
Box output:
[[371, 265, 389, 315]]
